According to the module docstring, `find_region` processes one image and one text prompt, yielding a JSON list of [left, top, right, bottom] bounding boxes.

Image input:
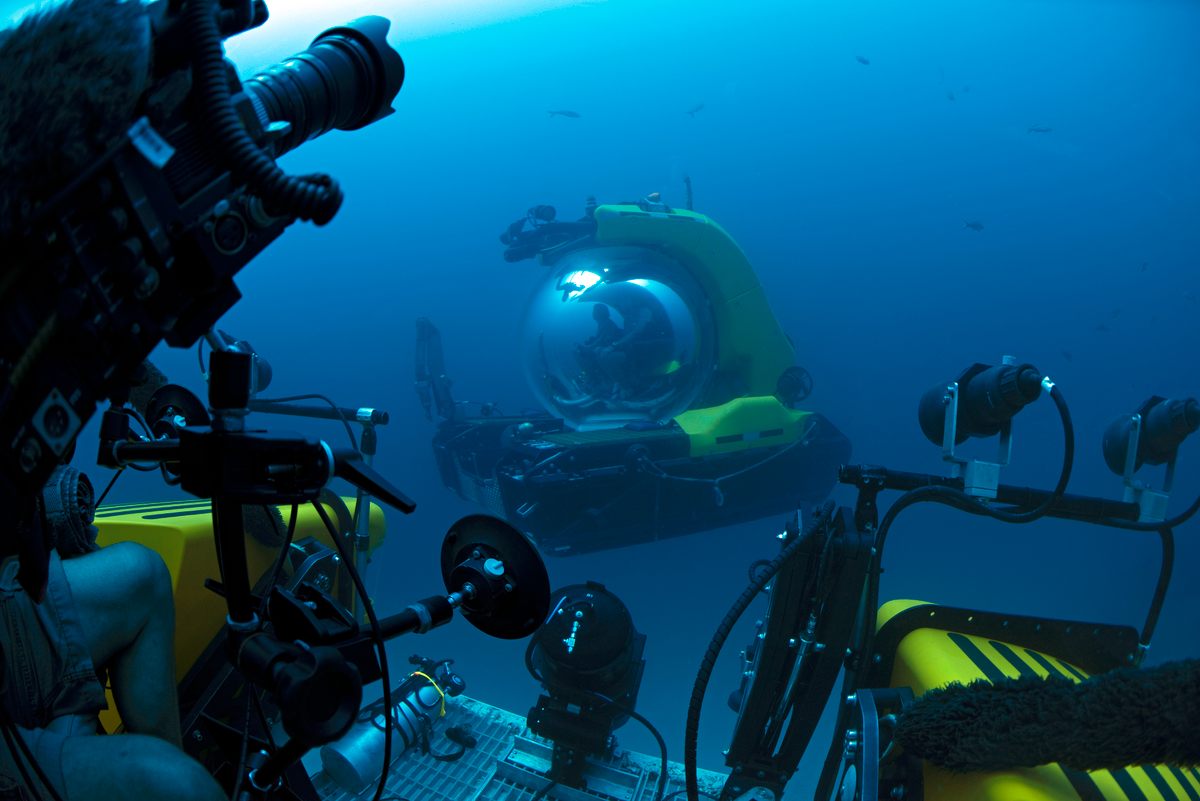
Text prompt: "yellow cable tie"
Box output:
[[410, 671, 446, 717]]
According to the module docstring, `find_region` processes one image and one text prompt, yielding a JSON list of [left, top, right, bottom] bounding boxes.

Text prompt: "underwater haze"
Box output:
[[64, 0, 1200, 795]]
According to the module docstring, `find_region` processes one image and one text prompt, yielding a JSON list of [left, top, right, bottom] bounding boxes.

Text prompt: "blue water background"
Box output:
[[58, 0, 1200, 794]]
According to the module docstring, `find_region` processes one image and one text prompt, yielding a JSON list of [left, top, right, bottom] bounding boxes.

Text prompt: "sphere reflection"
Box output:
[[522, 247, 714, 429]]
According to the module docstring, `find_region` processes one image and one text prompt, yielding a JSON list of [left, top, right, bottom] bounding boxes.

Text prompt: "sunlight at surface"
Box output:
[[3, 0, 598, 40]]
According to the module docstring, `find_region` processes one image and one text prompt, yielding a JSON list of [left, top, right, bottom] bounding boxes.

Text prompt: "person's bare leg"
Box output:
[[61, 733, 226, 801], [60, 542, 181, 745]]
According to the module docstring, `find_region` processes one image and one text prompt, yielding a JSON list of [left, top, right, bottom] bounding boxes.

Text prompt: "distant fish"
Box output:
[[1095, 322, 1111, 333], [548, 110, 581, 118], [1061, 349, 1073, 363], [1111, 308, 1121, 319], [961, 84, 972, 93], [1027, 125, 1053, 134], [946, 89, 956, 102], [1185, 290, 1197, 304], [685, 103, 705, 117], [1137, 261, 1149, 273], [855, 55, 870, 66], [963, 221, 984, 232]]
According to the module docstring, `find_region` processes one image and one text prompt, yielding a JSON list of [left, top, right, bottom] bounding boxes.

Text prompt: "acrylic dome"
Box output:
[[521, 246, 715, 430]]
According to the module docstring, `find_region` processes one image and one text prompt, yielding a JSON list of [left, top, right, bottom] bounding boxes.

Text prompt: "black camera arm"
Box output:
[[100, 351, 416, 780]]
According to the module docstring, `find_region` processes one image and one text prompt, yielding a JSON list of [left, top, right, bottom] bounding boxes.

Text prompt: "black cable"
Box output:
[[1101, 491, 1200, 531], [311, 501, 392, 801], [592, 693, 668, 801], [120, 406, 153, 438], [855, 486, 972, 676], [524, 637, 668, 801], [682, 502, 835, 801], [229, 690, 253, 801], [841, 384, 1076, 694], [254, 394, 359, 453], [259, 505, 299, 613], [95, 468, 125, 506], [638, 434, 808, 505], [973, 382, 1073, 524], [240, 503, 298, 759], [250, 689, 278, 752], [1138, 527, 1175, 656], [113, 406, 165, 473], [524, 635, 542, 684]]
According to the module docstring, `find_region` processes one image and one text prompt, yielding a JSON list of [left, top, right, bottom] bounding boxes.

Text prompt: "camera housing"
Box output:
[[0, 0, 403, 585]]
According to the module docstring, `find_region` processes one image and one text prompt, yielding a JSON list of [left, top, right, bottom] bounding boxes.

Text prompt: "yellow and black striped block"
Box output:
[[877, 599, 1200, 801]]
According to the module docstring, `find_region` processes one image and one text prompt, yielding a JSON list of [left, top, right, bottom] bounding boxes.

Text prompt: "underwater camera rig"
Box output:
[[0, 0, 404, 594], [680, 357, 1200, 801], [95, 349, 551, 801]]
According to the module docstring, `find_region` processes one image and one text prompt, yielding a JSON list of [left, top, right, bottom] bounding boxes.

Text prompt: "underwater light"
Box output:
[[918, 360, 1043, 446], [1102, 396, 1199, 477]]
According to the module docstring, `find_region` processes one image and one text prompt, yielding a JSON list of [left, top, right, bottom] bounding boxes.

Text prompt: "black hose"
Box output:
[[95, 468, 124, 506], [683, 503, 835, 801], [1138, 527, 1175, 658], [592, 692, 668, 801], [977, 382, 1073, 524], [187, 0, 343, 224], [1101, 491, 1200, 531], [259, 504, 299, 614], [229, 691, 253, 801], [850, 382, 1077, 677], [525, 636, 668, 801], [311, 502, 393, 801]]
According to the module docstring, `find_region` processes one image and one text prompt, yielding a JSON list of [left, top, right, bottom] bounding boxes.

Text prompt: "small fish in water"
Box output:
[[963, 221, 984, 232], [1137, 261, 1149, 273], [1061, 349, 1073, 363], [685, 103, 705, 117], [946, 89, 956, 102], [961, 84, 972, 93], [1028, 125, 1053, 134], [1095, 322, 1111, 333], [1185, 290, 1197, 303], [548, 109, 581, 118], [855, 55, 870, 66]]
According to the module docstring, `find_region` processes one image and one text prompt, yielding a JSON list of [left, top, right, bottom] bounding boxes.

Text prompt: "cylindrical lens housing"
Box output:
[[244, 15, 404, 156]]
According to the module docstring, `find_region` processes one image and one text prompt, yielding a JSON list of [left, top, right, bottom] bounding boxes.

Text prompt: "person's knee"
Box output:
[[109, 541, 174, 612], [62, 733, 226, 801]]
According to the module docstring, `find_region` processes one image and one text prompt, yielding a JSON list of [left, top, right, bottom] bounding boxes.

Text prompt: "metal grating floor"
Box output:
[[310, 695, 726, 801]]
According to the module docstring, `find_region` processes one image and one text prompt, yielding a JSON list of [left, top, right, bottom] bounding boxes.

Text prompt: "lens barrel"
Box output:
[[244, 16, 405, 156]]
